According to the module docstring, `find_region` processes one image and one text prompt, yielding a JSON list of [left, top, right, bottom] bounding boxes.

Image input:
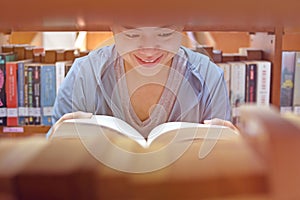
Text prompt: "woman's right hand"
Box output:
[[48, 111, 93, 139]]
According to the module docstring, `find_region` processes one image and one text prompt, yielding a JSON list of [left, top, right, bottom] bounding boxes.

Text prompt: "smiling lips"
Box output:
[[135, 55, 163, 67]]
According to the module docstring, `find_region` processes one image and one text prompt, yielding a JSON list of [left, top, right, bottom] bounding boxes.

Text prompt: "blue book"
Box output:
[[40, 64, 56, 125], [18, 62, 25, 125]]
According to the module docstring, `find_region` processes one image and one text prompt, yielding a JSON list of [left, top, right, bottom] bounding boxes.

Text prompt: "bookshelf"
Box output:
[[1, 1, 300, 199], [0, 0, 298, 136]]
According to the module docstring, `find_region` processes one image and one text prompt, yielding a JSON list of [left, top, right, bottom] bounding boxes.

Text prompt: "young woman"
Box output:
[[48, 24, 237, 138]]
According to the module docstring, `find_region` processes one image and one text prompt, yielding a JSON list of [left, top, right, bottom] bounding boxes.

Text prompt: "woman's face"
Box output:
[[112, 25, 183, 70]]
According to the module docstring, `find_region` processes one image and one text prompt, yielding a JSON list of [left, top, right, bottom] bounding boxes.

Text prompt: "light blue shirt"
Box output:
[[48, 45, 230, 138]]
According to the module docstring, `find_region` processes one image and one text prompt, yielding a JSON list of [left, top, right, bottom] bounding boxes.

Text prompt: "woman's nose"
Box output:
[[138, 33, 159, 48]]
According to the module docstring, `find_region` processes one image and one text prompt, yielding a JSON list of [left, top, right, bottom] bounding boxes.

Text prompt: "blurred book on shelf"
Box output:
[[239, 105, 300, 200]]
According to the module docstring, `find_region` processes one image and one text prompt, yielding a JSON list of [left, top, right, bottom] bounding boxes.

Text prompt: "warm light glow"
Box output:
[[75, 31, 87, 51]]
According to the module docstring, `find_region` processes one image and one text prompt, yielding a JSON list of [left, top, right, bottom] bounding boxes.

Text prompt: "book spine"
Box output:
[[256, 61, 271, 106], [24, 65, 29, 125], [280, 51, 296, 113], [40, 65, 56, 125], [293, 52, 300, 115], [33, 66, 41, 125], [27, 66, 34, 125], [230, 62, 246, 125], [64, 62, 72, 76], [18, 62, 25, 125], [5, 62, 18, 126], [245, 63, 257, 103], [0, 55, 7, 125], [55, 61, 66, 94]]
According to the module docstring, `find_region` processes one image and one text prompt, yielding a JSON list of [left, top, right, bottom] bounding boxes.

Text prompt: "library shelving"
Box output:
[[1, 1, 300, 199], [0, 0, 299, 135]]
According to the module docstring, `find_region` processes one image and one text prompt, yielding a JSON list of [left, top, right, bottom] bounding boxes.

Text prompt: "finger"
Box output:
[[204, 118, 224, 125], [50, 112, 93, 138], [204, 118, 239, 133], [60, 111, 93, 121]]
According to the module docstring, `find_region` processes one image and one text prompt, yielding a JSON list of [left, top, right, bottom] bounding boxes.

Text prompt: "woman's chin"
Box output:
[[132, 63, 169, 77]]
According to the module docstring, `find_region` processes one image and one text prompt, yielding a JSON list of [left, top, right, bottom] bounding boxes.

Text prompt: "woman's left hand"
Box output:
[[203, 118, 239, 134]]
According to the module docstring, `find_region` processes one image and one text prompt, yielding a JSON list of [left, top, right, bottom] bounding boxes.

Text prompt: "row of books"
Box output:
[[280, 51, 300, 115], [193, 45, 263, 63], [0, 52, 73, 126], [216, 60, 272, 124], [0, 44, 271, 127], [1, 44, 89, 63]]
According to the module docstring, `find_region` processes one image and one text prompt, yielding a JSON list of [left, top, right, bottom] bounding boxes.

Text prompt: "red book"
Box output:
[[245, 63, 257, 103], [5, 61, 18, 126]]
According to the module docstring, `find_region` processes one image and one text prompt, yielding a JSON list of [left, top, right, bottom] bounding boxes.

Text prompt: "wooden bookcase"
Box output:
[[0, 0, 298, 136]]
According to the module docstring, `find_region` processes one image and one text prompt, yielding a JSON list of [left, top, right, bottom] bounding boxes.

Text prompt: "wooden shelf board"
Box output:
[[0, 126, 50, 137], [0, 0, 299, 32]]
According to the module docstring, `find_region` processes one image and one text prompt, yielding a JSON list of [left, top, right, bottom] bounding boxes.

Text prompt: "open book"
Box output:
[[52, 115, 239, 149]]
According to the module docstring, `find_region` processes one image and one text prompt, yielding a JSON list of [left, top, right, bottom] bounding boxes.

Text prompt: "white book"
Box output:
[[280, 51, 296, 113], [293, 52, 300, 110], [228, 62, 246, 125], [228, 62, 246, 106], [51, 115, 239, 149], [255, 61, 271, 106], [55, 61, 71, 94]]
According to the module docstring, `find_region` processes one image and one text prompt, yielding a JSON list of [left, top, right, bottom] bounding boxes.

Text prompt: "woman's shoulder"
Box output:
[[180, 46, 223, 75], [64, 45, 116, 78], [180, 46, 210, 61], [76, 45, 115, 63], [70, 45, 116, 72], [88, 45, 115, 57]]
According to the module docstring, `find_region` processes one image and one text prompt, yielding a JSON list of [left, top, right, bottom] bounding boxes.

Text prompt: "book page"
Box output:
[[146, 122, 239, 148], [53, 115, 147, 147]]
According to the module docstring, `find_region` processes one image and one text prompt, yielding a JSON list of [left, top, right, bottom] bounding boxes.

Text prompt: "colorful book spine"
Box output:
[[256, 61, 271, 106], [293, 52, 300, 115], [40, 65, 56, 125], [229, 62, 246, 125], [0, 55, 7, 125], [5, 62, 18, 126], [0, 53, 16, 125], [18, 62, 26, 125], [32, 65, 41, 125], [24, 64, 29, 125], [280, 51, 296, 113], [27, 66, 34, 125], [245, 63, 257, 103]]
